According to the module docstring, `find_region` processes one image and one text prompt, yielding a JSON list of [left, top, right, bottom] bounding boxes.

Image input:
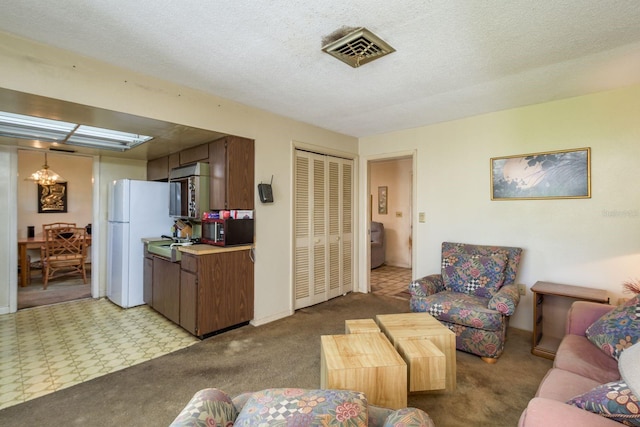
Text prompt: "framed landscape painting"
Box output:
[[491, 147, 591, 200]]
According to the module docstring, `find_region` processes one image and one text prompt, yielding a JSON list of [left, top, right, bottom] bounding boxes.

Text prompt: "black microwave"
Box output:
[[201, 218, 254, 246]]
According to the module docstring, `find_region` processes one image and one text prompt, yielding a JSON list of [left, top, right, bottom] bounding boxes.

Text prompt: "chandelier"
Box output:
[[26, 153, 66, 186]]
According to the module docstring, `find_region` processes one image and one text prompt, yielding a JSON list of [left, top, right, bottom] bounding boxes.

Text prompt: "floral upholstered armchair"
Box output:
[[170, 388, 435, 427], [409, 242, 523, 363]]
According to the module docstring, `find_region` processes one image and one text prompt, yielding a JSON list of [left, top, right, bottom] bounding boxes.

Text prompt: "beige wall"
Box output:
[[370, 158, 412, 268], [0, 31, 359, 319], [360, 84, 640, 331], [2, 30, 639, 333], [17, 150, 93, 238]]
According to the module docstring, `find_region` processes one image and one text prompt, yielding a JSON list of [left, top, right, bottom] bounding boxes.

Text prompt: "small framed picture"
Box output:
[[378, 186, 388, 214], [38, 182, 68, 213]]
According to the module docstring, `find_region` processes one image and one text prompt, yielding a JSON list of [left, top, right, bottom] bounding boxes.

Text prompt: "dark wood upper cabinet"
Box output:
[[209, 136, 255, 210], [147, 153, 181, 181], [180, 143, 209, 165], [147, 156, 169, 181]]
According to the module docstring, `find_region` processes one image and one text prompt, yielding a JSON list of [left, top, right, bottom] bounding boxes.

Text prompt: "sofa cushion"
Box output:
[[441, 242, 522, 286], [586, 295, 640, 360], [442, 252, 507, 298], [418, 290, 503, 331], [535, 368, 602, 402], [554, 335, 620, 384], [567, 380, 640, 426], [620, 342, 640, 401], [520, 397, 623, 427], [234, 388, 368, 427]]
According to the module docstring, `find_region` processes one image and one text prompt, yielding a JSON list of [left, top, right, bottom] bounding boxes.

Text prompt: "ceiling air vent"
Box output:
[[322, 27, 395, 68]]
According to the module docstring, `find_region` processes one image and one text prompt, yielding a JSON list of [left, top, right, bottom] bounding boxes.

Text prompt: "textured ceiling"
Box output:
[[1, 0, 640, 138]]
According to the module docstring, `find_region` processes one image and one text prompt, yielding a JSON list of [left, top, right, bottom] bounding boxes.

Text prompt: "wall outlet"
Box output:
[[517, 284, 526, 296]]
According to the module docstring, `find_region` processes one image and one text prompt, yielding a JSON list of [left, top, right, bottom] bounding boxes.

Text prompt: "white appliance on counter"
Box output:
[[107, 179, 173, 308]]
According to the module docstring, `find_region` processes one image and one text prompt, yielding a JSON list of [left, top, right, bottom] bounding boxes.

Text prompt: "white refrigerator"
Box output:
[[107, 179, 173, 308]]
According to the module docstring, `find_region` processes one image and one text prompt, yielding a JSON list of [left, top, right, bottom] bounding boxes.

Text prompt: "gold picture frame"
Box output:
[[491, 147, 591, 200], [38, 182, 68, 213]]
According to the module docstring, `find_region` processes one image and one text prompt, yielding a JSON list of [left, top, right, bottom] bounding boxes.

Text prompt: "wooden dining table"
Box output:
[[18, 235, 92, 287]]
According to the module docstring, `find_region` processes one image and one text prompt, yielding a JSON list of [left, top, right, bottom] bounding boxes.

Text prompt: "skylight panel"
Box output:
[[0, 111, 76, 142], [0, 111, 153, 150]]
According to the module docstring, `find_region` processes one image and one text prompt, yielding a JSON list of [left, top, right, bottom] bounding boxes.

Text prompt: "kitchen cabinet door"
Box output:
[[152, 257, 180, 324], [180, 143, 209, 165], [147, 156, 169, 181], [180, 269, 197, 335], [209, 136, 255, 210], [195, 250, 254, 334]]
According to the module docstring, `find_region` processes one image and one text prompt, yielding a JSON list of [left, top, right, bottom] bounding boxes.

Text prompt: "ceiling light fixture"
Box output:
[[0, 111, 153, 151], [322, 27, 395, 68], [27, 152, 66, 186]]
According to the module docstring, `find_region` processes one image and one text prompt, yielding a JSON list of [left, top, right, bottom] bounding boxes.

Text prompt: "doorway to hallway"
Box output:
[[368, 156, 413, 272]]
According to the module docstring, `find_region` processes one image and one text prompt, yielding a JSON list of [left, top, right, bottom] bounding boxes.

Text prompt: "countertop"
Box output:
[[142, 237, 253, 256], [178, 244, 253, 255]]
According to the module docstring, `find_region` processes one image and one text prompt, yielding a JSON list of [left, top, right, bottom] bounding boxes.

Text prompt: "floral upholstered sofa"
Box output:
[[170, 387, 435, 427], [409, 242, 522, 362]]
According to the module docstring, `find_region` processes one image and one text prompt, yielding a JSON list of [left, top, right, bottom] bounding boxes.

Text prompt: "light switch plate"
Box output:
[[418, 212, 426, 223]]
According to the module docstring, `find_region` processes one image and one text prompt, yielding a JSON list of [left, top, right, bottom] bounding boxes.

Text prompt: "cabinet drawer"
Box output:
[[181, 253, 198, 273]]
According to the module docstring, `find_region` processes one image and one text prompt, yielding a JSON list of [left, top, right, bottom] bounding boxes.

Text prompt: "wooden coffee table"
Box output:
[[320, 332, 407, 409], [376, 312, 456, 392]]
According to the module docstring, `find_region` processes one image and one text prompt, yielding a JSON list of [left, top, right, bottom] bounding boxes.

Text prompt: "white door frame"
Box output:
[[359, 150, 417, 293]]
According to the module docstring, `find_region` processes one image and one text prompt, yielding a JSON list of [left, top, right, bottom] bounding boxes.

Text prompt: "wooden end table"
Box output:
[[531, 281, 609, 359]]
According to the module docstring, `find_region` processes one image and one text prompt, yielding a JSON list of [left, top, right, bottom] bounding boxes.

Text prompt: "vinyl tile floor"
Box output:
[[1, 267, 410, 411], [0, 298, 198, 410], [370, 264, 412, 299]]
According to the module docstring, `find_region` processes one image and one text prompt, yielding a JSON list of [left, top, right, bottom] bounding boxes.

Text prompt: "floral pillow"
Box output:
[[441, 252, 507, 298], [234, 388, 368, 427], [567, 380, 640, 426], [585, 295, 640, 360]]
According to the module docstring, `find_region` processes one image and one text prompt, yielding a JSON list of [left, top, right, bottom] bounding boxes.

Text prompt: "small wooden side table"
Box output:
[[531, 281, 609, 360], [320, 333, 407, 409], [345, 318, 380, 334]]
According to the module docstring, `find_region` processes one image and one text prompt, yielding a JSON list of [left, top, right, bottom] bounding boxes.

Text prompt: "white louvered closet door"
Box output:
[[294, 150, 353, 309]]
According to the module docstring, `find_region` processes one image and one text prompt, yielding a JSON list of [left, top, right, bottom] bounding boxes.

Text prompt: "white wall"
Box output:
[[370, 159, 412, 268], [360, 85, 640, 331], [0, 32, 359, 321]]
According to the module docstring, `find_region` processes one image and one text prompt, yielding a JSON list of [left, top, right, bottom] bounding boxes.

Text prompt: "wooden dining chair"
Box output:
[[42, 222, 77, 234], [41, 226, 88, 289], [39, 222, 77, 279]]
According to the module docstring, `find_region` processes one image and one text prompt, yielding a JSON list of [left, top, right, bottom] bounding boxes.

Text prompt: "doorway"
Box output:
[[17, 150, 93, 309], [367, 155, 414, 295]]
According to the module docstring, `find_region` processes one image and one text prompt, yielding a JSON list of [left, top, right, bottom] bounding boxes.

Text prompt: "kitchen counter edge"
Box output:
[[178, 244, 253, 255]]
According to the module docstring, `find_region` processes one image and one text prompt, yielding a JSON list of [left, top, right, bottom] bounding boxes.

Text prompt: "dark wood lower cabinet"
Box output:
[[152, 257, 181, 324], [144, 246, 254, 337], [180, 250, 254, 337]]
